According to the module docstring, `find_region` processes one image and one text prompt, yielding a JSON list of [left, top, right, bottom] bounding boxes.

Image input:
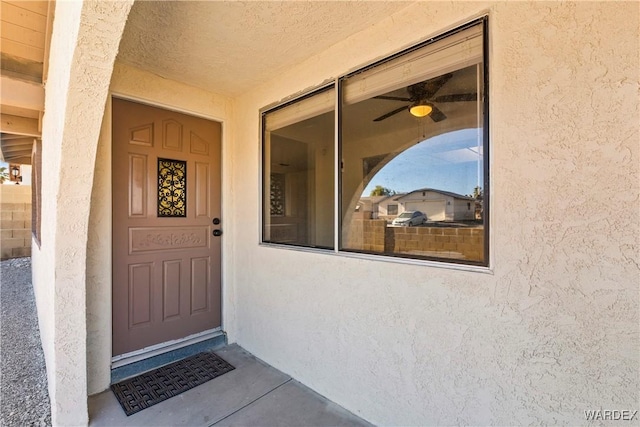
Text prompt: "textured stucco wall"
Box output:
[[32, 1, 133, 425], [231, 2, 639, 425], [86, 62, 234, 395]]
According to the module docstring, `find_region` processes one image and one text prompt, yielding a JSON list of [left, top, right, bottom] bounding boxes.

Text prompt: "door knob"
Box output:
[[213, 229, 222, 237], [212, 218, 221, 225]]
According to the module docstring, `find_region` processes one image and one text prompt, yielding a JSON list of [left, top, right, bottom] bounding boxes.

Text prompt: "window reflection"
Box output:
[[341, 65, 485, 264], [263, 89, 335, 248]]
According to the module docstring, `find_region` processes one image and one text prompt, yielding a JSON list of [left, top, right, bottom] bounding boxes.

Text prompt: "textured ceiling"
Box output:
[[117, 1, 413, 97]]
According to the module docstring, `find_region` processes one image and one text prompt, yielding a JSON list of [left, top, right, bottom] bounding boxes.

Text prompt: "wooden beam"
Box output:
[[0, 38, 44, 62], [0, 145, 31, 163], [2, 144, 33, 153], [0, 114, 41, 136], [1, 134, 35, 141], [0, 75, 44, 110], [2, 142, 33, 151], [2, 152, 33, 163], [0, 105, 40, 120], [1, 49, 45, 82]]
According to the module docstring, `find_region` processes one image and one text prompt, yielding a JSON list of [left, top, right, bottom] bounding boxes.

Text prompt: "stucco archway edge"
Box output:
[[33, 1, 133, 425]]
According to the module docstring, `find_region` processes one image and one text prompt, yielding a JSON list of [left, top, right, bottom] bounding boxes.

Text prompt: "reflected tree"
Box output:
[[370, 185, 396, 196]]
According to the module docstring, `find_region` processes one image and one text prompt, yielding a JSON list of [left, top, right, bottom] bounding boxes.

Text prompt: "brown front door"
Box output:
[[112, 98, 222, 357]]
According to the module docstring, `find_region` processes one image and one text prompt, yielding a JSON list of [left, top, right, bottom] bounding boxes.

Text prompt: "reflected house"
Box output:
[[376, 194, 405, 219], [393, 188, 475, 221], [355, 194, 405, 220]]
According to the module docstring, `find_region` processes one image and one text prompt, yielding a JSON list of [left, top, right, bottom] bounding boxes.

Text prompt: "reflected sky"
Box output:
[[363, 128, 483, 196]]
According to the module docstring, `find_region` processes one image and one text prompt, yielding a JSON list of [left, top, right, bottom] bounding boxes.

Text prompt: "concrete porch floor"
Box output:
[[90, 344, 372, 426], [1, 257, 370, 426]]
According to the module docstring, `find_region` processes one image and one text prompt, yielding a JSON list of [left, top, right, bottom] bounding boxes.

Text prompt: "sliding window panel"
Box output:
[[340, 22, 487, 265], [262, 87, 335, 249]]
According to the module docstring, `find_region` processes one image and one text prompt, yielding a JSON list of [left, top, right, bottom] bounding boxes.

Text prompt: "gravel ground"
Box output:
[[0, 257, 51, 427]]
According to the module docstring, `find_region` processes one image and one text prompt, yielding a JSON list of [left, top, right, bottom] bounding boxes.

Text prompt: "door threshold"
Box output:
[[110, 330, 227, 384], [112, 328, 224, 369]]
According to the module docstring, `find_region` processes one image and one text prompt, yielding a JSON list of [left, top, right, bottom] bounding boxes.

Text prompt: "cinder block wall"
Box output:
[[1, 185, 32, 260], [345, 219, 484, 261]]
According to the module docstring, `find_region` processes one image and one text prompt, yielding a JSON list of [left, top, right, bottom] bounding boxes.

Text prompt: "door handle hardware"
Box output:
[[213, 218, 221, 225], [213, 229, 222, 237]]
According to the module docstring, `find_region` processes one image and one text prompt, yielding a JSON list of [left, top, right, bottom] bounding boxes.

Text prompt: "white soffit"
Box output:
[[117, 1, 413, 97]]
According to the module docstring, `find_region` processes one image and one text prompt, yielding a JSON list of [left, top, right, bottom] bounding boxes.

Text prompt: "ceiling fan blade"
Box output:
[[423, 73, 453, 99], [374, 95, 412, 102], [373, 105, 408, 122], [429, 105, 447, 122], [433, 93, 477, 103]]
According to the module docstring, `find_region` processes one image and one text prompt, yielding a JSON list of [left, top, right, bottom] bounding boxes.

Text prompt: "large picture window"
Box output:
[[262, 18, 488, 266]]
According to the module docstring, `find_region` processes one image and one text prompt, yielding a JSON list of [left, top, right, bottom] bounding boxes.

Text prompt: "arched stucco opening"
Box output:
[[31, 2, 134, 425]]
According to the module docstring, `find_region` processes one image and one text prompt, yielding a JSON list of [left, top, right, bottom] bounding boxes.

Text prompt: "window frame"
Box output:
[[260, 83, 337, 248], [31, 138, 42, 247], [260, 16, 490, 270]]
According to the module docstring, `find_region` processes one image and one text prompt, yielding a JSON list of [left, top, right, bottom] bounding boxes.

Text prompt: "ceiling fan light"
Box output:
[[409, 102, 433, 118]]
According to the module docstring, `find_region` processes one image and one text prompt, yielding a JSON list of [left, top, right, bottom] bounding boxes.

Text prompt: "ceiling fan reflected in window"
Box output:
[[372, 73, 477, 122]]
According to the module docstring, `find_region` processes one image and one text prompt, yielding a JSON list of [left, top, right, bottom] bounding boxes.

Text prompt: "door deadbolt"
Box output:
[[212, 218, 221, 225]]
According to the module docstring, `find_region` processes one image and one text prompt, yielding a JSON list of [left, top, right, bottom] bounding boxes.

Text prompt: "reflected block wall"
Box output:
[[344, 219, 484, 262]]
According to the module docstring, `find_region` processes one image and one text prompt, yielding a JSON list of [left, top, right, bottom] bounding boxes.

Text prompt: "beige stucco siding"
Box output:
[[231, 2, 638, 425]]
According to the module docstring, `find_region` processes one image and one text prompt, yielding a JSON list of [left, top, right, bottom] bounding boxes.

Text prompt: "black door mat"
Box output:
[[111, 351, 235, 416]]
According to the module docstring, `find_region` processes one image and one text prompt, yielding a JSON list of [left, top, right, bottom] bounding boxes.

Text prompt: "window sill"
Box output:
[[259, 241, 493, 274]]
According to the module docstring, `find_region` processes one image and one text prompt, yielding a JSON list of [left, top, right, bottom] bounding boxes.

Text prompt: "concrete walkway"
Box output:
[[0, 257, 370, 426], [91, 344, 372, 427], [0, 257, 51, 427]]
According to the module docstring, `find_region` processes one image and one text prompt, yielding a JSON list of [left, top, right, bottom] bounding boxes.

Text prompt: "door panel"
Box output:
[[129, 154, 147, 217], [128, 263, 153, 328], [112, 98, 222, 357], [195, 162, 210, 218], [190, 257, 209, 313], [162, 260, 181, 320]]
